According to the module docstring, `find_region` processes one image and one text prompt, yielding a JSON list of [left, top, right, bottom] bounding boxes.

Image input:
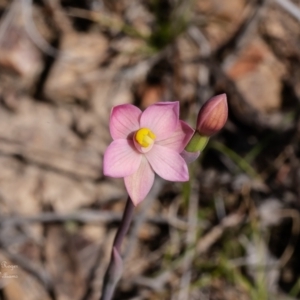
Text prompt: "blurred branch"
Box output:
[[134, 209, 245, 291], [0, 135, 100, 180], [43, 0, 73, 33], [221, 0, 268, 64], [0, 209, 189, 229], [0, 0, 18, 43], [21, 0, 63, 57], [274, 0, 300, 22], [187, 26, 212, 104]]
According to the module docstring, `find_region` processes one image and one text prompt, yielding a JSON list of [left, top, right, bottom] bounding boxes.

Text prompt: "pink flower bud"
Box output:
[[196, 94, 228, 136]]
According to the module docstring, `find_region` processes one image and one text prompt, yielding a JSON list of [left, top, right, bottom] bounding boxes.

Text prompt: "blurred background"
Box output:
[[0, 0, 300, 299]]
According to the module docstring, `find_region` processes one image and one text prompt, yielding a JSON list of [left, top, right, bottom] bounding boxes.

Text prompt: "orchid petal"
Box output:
[[124, 157, 155, 206], [156, 120, 194, 152], [103, 140, 142, 178], [180, 150, 200, 164], [110, 104, 142, 140], [146, 145, 189, 181], [140, 102, 179, 140]]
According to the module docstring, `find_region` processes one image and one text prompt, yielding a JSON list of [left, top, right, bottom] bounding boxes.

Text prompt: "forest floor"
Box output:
[[0, 0, 300, 299]]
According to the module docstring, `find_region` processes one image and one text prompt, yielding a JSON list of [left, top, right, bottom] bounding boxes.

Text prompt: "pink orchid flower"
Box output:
[[103, 102, 194, 205]]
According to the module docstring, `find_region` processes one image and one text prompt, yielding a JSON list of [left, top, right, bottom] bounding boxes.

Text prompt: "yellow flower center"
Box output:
[[135, 128, 156, 148]]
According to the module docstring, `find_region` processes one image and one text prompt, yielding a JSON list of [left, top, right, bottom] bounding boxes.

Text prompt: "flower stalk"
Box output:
[[100, 197, 135, 300], [185, 133, 209, 152]]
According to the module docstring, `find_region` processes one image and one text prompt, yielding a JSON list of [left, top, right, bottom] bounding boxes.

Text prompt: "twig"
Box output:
[[43, 0, 73, 34], [222, 0, 268, 67], [196, 211, 244, 253], [0, 209, 188, 229], [21, 0, 63, 57], [274, 0, 300, 22], [215, 0, 267, 61], [0, 0, 19, 44], [134, 210, 245, 291], [0, 135, 99, 180], [187, 26, 212, 104]]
